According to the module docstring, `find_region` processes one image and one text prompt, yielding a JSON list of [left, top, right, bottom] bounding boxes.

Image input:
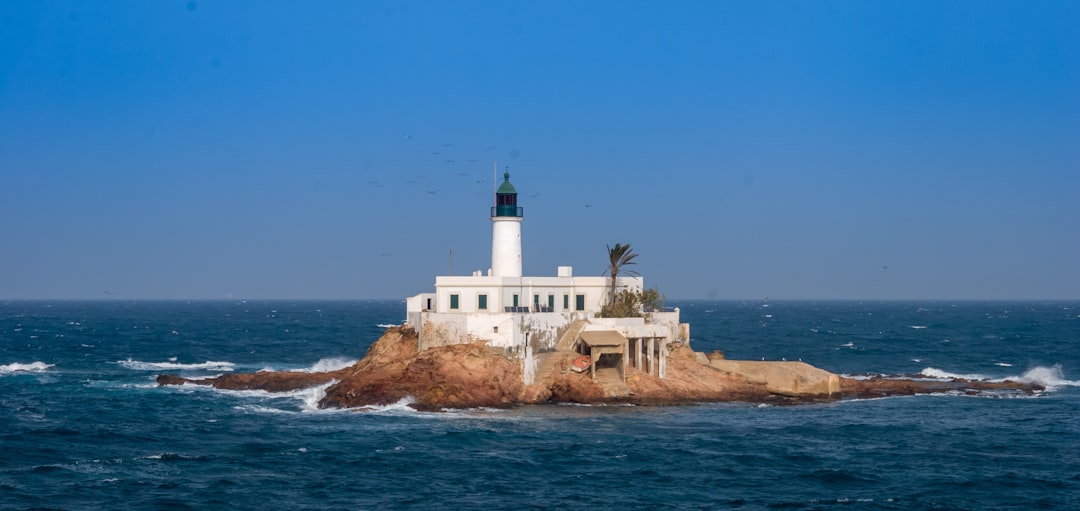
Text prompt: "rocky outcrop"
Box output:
[[839, 374, 1042, 399], [157, 326, 1045, 410], [155, 367, 346, 392]]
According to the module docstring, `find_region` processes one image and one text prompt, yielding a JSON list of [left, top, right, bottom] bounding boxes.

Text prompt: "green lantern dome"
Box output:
[[496, 171, 517, 194]]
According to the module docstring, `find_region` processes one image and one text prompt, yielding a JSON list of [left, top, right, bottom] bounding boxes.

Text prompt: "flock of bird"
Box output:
[[363, 133, 591, 208], [360, 133, 503, 199]]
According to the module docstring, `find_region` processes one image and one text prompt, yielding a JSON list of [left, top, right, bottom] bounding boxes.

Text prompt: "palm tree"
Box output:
[[603, 243, 639, 307]]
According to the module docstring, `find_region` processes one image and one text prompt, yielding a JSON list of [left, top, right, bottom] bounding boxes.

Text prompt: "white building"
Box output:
[[406, 171, 688, 386]]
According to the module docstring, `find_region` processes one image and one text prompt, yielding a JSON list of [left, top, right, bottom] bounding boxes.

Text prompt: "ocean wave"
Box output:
[[354, 396, 419, 413], [920, 367, 987, 380], [292, 357, 357, 373], [178, 380, 339, 412], [0, 361, 54, 374], [920, 365, 1078, 390], [1014, 365, 1078, 390], [117, 359, 235, 372], [376, 323, 399, 328], [233, 404, 297, 415]]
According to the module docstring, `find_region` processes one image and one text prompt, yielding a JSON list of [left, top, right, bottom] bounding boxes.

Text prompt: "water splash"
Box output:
[[0, 361, 54, 374], [117, 359, 235, 371]]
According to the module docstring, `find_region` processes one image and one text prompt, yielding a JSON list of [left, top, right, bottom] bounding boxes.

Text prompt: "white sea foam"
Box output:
[[117, 359, 235, 372], [921, 367, 987, 380], [994, 362, 1013, 367], [921, 365, 1078, 391], [839, 342, 855, 348], [910, 325, 928, 329], [376, 323, 399, 328], [233, 404, 295, 415], [293, 357, 357, 373], [355, 396, 419, 413], [185, 380, 340, 413], [0, 361, 54, 374], [1014, 365, 1078, 390]]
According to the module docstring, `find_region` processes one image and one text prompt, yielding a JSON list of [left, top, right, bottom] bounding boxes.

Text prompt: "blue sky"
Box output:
[[2, 1, 1077, 300]]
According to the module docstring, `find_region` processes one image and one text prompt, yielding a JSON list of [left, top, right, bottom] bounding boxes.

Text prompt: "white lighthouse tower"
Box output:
[[490, 170, 523, 277]]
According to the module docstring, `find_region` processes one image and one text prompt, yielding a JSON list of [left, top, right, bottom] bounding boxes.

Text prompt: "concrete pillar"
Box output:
[[659, 341, 667, 378], [648, 338, 656, 375], [589, 347, 596, 380]]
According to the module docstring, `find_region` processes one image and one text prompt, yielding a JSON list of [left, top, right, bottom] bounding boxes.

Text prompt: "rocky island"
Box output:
[[157, 325, 1042, 411]]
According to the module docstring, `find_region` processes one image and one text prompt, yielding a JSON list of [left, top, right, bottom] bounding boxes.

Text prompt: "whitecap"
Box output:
[[0, 361, 54, 374], [1011, 365, 1078, 391], [920, 367, 987, 380], [994, 362, 1013, 367], [921, 364, 1078, 391], [293, 357, 357, 373], [910, 325, 928, 329], [355, 396, 419, 414], [180, 380, 340, 413], [376, 323, 399, 328], [839, 342, 855, 348], [233, 404, 295, 415], [117, 359, 235, 372]]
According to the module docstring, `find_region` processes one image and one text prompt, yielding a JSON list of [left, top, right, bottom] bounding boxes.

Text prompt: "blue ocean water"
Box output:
[[2, 300, 1078, 510]]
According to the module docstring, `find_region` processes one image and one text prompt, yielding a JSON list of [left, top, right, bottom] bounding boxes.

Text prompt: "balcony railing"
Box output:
[[491, 206, 523, 217]]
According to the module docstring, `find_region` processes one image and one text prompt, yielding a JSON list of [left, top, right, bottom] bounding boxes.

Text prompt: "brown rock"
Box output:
[[158, 325, 1046, 410], [839, 375, 1043, 399]]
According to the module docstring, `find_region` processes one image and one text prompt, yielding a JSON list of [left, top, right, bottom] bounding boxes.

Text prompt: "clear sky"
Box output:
[[2, 1, 1078, 300]]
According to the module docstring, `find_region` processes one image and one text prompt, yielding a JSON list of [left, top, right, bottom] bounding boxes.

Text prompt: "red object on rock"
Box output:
[[571, 355, 592, 373]]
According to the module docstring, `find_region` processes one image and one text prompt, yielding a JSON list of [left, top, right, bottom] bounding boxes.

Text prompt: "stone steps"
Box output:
[[556, 320, 587, 352]]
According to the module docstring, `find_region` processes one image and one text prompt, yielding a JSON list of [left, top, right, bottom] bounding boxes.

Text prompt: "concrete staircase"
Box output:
[[556, 320, 587, 352]]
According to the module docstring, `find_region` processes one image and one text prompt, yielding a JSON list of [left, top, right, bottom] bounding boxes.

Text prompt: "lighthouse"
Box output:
[[490, 170, 523, 277]]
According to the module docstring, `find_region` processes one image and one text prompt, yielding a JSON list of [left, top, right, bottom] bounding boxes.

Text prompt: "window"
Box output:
[[533, 294, 540, 305], [547, 294, 554, 309], [563, 294, 569, 310], [493, 326, 499, 333], [450, 294, 459, 310], [513, 294, 519, 307], [478, 294, 487, 310], [575, 294, 585, 311]]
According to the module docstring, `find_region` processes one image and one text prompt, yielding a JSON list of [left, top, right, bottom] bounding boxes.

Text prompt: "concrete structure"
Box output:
[[406, 170, 689, 386], [707, 359, 842, 399]]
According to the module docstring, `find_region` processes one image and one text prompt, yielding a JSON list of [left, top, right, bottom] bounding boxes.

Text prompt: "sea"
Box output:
[[1, 300, 1077, 510]]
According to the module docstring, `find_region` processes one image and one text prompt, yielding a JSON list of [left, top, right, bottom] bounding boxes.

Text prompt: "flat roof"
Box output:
[[579, 330, 627, 347]]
